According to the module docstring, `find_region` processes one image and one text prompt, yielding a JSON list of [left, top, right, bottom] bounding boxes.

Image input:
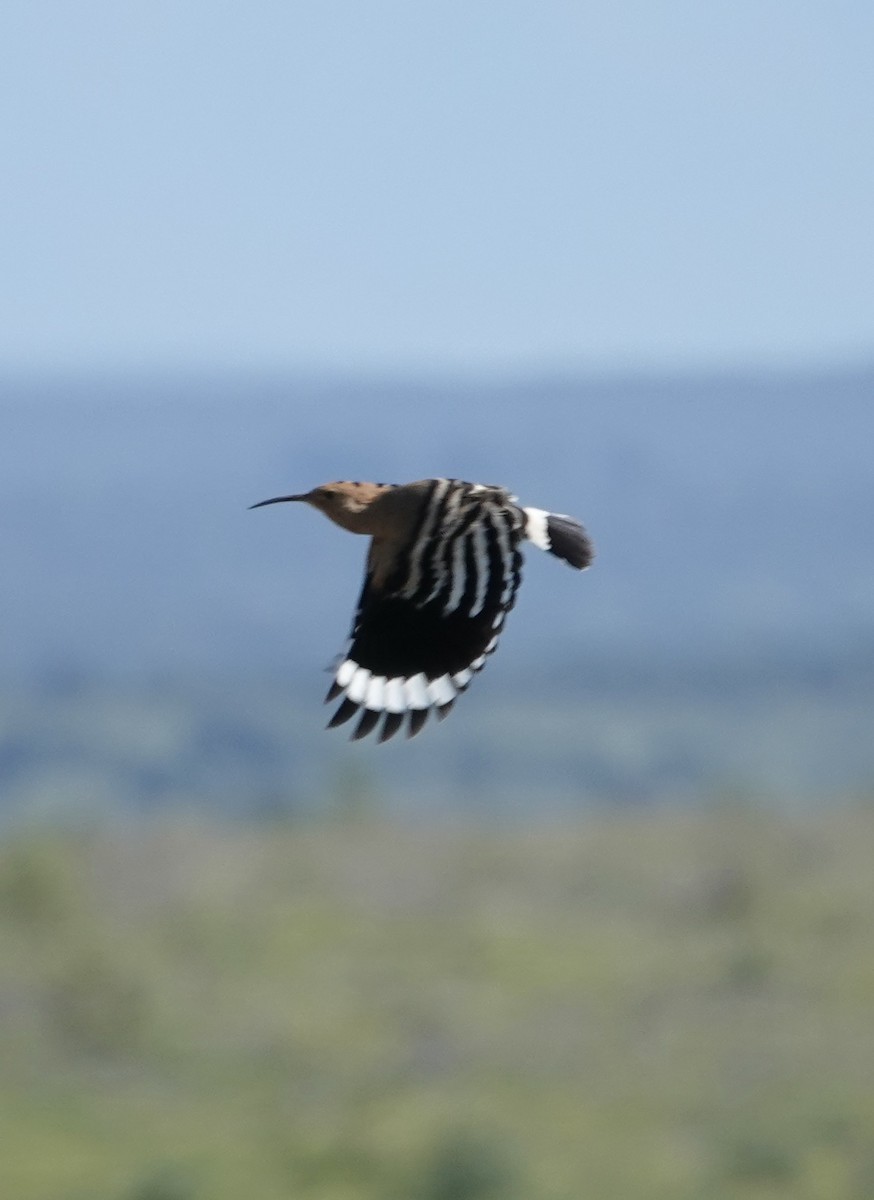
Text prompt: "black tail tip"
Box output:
[[546, 514, 594, 570]]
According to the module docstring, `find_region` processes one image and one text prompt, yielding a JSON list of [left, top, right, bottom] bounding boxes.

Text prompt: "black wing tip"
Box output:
[[324, 668, 474, 742], [327, 705, 436, 743], [324, 693, 439, 744], [407, 708, 430, 739], [350, 707, 382, 741], [378, 712, 405, 743], [327, 697, 360, 729]]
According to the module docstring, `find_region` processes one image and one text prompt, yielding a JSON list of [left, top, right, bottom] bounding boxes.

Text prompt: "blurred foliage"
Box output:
[[1, 805, 874, 1197], [2, 659, 874, 827]]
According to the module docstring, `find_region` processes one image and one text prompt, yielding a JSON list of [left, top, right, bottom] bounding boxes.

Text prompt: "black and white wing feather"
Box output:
[[326, 479, 525, 742]]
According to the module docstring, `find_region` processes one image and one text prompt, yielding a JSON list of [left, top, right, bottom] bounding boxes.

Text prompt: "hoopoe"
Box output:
[[251, 479, 593, 742]]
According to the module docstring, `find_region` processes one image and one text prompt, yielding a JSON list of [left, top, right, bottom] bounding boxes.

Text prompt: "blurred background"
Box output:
[[2, 3, 873, 1197]]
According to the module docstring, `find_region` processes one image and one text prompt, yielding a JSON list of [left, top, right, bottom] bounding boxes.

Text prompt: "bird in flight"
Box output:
[[251, 478, 593, 742]]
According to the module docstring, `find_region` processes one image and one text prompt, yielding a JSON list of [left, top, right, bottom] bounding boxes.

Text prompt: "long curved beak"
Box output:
[[249, 493, 309, 510]]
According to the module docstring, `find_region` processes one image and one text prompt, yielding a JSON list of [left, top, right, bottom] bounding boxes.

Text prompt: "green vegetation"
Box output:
[[2, 806, 874, 1198]]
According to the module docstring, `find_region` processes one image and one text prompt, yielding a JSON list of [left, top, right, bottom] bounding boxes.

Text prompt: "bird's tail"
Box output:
[[523, 507, 594, 570]]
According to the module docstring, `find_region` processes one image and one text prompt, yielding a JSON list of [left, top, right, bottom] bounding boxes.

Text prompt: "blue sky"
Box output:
[[2, 1, 872, 374]]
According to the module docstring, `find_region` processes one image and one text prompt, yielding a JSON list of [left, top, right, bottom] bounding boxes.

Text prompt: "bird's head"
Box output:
[[250, 481, 393, 533]]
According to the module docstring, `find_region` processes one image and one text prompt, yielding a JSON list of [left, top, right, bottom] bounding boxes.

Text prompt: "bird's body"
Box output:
[[251, 478, 593, 742]]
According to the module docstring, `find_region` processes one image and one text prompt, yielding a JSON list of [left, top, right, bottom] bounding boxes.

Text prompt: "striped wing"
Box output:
[[326, 480, 525, 742]]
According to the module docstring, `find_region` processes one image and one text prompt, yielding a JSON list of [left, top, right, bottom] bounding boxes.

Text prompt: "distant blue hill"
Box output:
[[3, 365, 872, 680]]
